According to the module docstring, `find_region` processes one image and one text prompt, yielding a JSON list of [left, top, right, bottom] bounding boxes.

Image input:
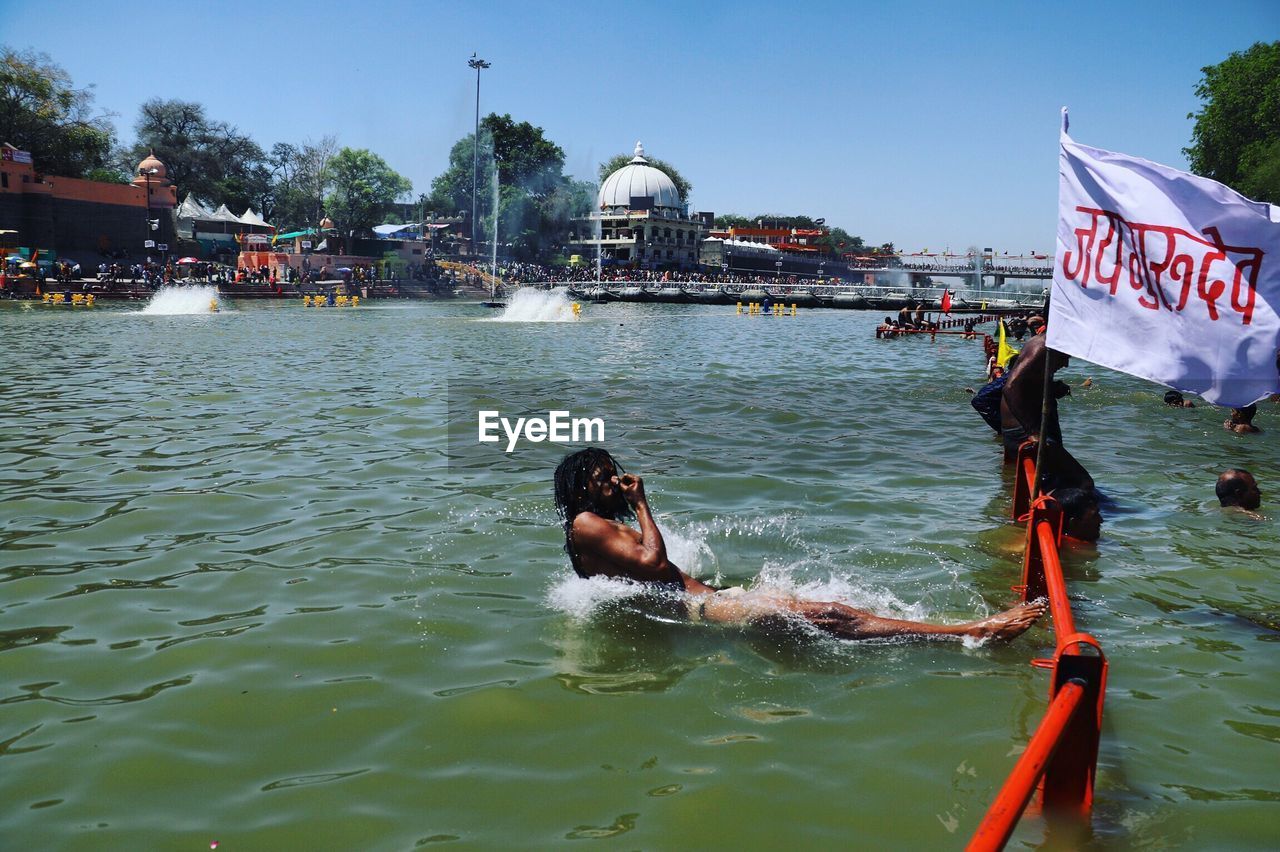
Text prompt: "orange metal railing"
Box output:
[[968, 441, 1108, 851]]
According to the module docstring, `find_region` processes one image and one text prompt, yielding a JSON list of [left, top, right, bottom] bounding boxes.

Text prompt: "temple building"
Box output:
[[569, 142, 711, 270], [0, 145, 178, 259]]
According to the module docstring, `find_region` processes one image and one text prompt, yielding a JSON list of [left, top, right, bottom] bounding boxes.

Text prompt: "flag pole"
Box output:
[[1030, 341, 1054, 502]]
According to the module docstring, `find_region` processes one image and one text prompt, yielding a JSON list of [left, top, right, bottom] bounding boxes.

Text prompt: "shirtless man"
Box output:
[[999, 333, 1095, 492], [553, 448, 1045, 642]]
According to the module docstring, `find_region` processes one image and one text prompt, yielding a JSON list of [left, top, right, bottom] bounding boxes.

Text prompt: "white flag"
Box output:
[[1048, 108, 1280, 407]]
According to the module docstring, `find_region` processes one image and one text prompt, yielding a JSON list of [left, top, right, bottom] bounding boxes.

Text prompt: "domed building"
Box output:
[[570, 142, 709, 270]]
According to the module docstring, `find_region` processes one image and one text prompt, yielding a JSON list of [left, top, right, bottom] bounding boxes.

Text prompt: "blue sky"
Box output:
[[7, 0, 1276, 253]]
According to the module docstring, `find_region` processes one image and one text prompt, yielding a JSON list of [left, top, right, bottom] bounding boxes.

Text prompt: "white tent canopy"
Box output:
[[177, 194, 217, 222], [373, 223, 420, 237], [211, 204, 241, 223], [178, 195, 273, 229], [239, 208, 272, 228]]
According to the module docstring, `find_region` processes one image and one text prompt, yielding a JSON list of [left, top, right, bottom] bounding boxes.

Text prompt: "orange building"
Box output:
[[708, 226, 829, 254], [0, 144, 177, 259]]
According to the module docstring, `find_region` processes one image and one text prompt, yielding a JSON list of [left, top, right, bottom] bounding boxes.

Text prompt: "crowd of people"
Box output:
[[495, 262, 862, 289], [896, 260, 1052, 276], [28, 257, 442, 293], [874, 298, 986, 337]]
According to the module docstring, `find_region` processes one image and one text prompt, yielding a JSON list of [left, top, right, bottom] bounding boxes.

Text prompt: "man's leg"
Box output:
[[700, 592, 1045, 642], [788, 599, 1045, 641]]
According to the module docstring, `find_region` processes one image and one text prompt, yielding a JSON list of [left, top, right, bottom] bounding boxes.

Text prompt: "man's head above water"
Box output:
[[1216, 468, 1261, 510], [1053, 487, 1102, 542], [553, 447, 634, 528]]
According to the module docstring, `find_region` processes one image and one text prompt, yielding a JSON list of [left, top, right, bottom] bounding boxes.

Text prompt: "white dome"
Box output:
[[597, 142, 682, 210]]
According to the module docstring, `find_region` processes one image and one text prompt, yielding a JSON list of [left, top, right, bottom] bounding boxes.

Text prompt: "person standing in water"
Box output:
[[553, 448, 1045, 642]]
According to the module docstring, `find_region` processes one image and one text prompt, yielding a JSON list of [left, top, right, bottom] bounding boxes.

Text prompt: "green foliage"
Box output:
[[1236, 137, 1280, 203], [598, 151, 692, 202], [825, 226, 866, 254], [130, 98, 269, 213], [324, 147, 412, 234], [428, 114, 593, 260], [0, 47, 116, 177], [268, 136, 338, 232], [429, 127, 495, 217], [485, 113, 565, 196], [494, 177, 596, 261], [1184, 41, 1280, 203], [83, 166, 129, 184]]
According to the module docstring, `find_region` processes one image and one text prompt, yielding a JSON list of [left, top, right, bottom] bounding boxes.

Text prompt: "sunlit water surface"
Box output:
[[1, 296, 1276, 849]]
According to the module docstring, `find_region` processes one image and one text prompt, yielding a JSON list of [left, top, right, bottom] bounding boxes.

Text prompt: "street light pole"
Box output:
[[468, 53, 491, 259], [139, 165, 159, 264], [142, 168, 152, 253]]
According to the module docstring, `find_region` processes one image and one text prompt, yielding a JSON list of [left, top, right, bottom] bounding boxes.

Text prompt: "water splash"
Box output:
[[138, 285, 222, 315], [543, 515, 927, 625], [491, 167, 500, 295], [546, 572, 648, 622], [485, 287, 580, 323]]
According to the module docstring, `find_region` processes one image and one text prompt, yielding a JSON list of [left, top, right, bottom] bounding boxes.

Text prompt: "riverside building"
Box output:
[[0, 145, 177, 259], [569, 142, 711, 270]]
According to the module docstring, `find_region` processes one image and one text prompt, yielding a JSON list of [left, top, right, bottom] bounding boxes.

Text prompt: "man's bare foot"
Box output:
[[965, 599, 1047, 642]]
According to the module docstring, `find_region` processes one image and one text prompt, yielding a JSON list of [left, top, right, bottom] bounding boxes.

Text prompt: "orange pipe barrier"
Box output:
[[1011, 440, 1038, 514], [1033, 517, 1076, 644], [970, 433, 1107, 850], [1040, 634, 1107, 816], [966, 679, 1087, 852]]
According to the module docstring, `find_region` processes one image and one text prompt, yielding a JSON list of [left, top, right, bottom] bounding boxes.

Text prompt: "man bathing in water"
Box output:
[[553, 448, 1045, 642]]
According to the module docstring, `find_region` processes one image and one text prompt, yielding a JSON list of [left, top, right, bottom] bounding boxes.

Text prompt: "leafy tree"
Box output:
[[83, 166, 129, 184], [267, 136, 337, 231], [324, 147, 412, 234], [0, 47, 116, 177], [824, 226, 865, 254], [429, 114, 567, 209], [714, 214, 754, 229], [428, 127, 492, 216], [485, 113, 565, 196], [130, 98, 269, 213], [598, 150, 692, 202], [1185, 41, 1280, 204], [428, 114, 592, 259], [494, 177, 596, 261]]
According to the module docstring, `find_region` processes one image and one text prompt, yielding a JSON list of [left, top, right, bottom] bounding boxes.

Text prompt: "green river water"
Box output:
[[1, 289, 1276, 850]]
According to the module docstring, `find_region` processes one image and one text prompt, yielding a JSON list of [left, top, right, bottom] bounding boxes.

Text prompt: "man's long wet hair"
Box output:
[[554, 447, 633, 575]]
